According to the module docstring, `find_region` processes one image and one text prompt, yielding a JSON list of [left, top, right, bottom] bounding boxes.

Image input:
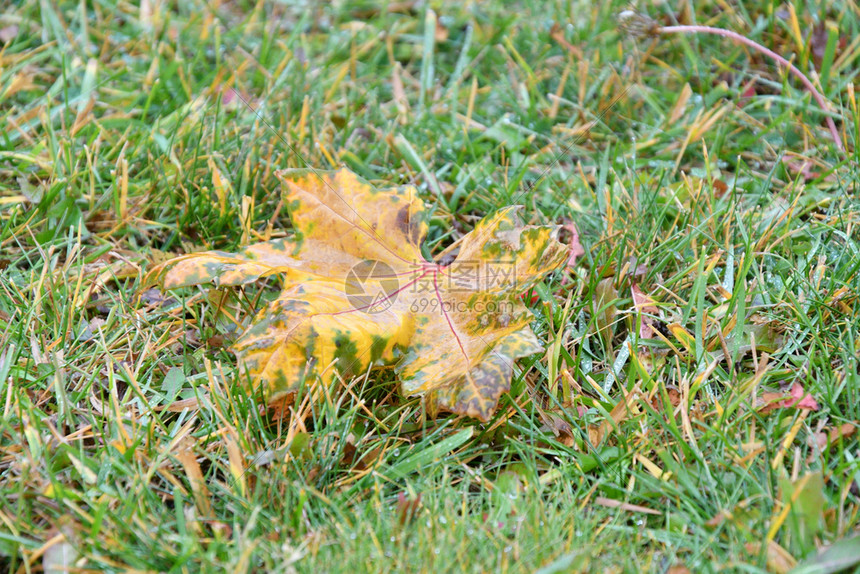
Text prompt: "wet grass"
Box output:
[[1, 1, 859, 572]]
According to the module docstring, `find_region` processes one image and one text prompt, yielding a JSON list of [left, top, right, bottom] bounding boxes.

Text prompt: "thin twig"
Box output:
[[657, 25, 844, 152]]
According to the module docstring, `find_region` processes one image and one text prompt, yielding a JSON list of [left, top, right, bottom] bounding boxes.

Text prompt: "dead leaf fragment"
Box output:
[[591, 384, 641, 444], [435, 19, 449, 42], [631, 284, 658, 339], [809, 422, 856, 453], [561, 220, 585, 269], [396, 491, 422, 525], [0, 25, 17, 44], [780, 382, 820, 411], [745, 540, 796, 573], [757, 382, 819, 414]]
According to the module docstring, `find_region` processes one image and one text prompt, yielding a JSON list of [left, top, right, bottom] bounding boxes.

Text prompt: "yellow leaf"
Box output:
[[146, 168, 567, 421]]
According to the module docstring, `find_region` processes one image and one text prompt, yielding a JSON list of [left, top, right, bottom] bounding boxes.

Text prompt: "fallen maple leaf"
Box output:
[[146, 168, 566, 421]]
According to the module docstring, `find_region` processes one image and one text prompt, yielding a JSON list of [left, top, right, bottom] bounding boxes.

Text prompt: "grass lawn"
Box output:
[[2, 0, 859, 572]]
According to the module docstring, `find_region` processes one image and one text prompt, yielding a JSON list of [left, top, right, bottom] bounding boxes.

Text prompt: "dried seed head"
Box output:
[[618, 10, 660, 38]]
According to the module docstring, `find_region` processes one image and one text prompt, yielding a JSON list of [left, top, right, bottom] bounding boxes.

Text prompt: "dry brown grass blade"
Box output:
[[594, 496, 662, 515], [174, 436, 214, 519]]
